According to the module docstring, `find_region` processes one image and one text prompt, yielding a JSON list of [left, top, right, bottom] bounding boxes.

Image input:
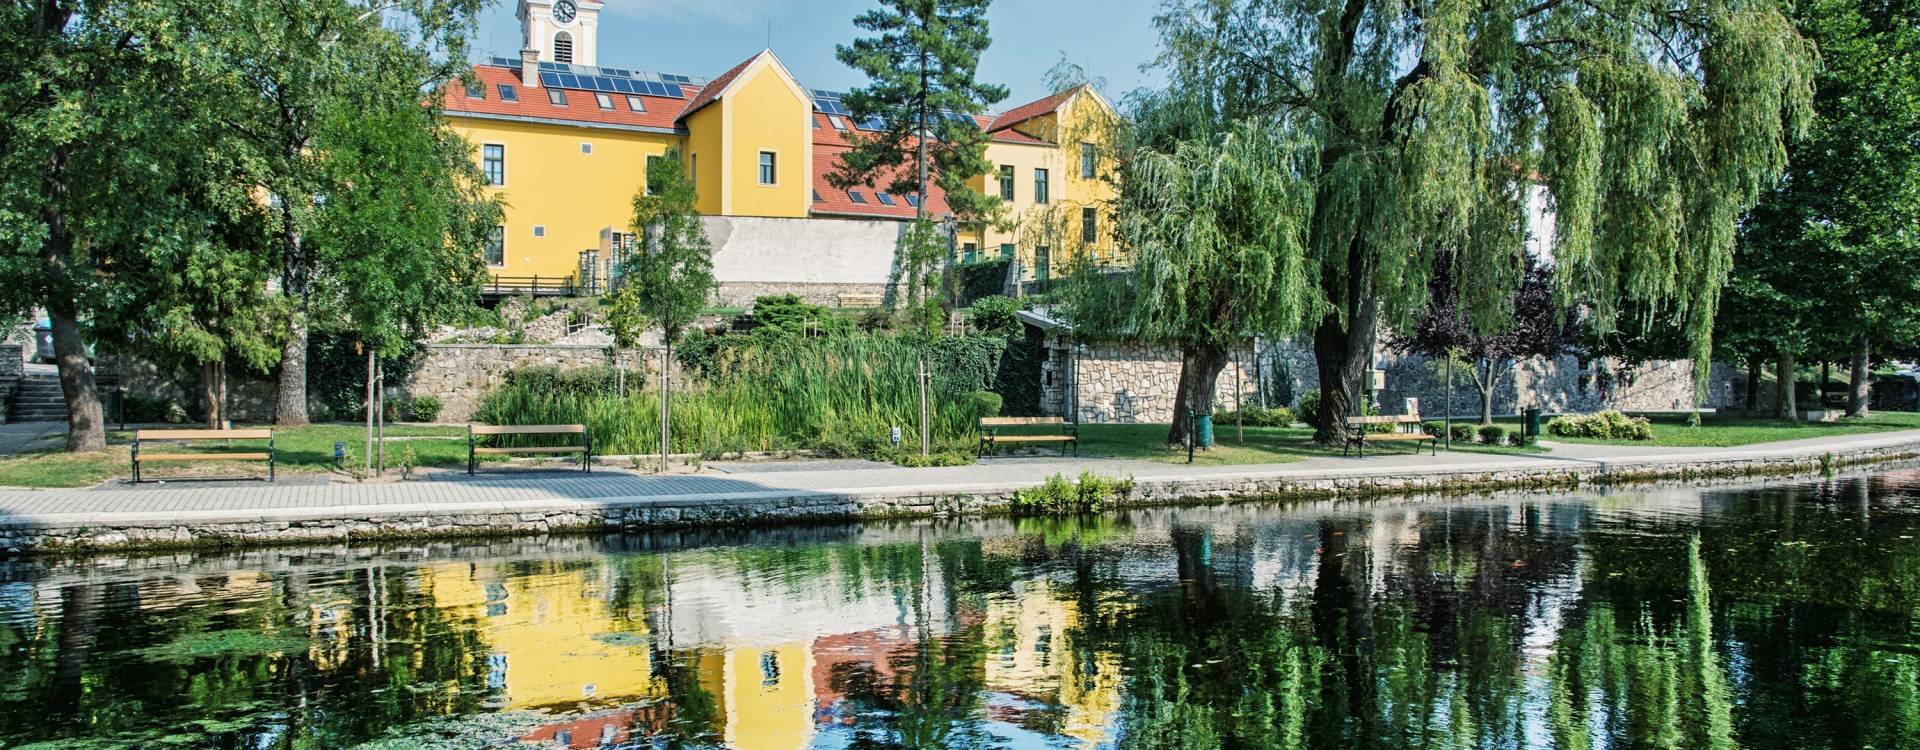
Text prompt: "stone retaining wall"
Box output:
[[6, 437, 1914, 553]]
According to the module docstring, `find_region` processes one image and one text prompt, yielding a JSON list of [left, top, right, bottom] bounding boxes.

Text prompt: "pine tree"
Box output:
[[830, 0, 1008, 329]]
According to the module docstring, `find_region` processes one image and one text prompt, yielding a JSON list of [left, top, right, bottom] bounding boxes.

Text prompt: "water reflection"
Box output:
[[3, 470, 1920, 749]]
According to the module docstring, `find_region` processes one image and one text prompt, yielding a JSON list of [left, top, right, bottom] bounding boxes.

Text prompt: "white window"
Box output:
[[547, 88, 566, 106], [625, 95, 645, 112], [482, 144, 505, 186], [484, 226, 505, 266], [758, 151, 776, 185], [594, 92, 614, 110], [829, 116, 848, 132]]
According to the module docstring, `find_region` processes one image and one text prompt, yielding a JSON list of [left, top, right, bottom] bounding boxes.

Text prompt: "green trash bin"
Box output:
[[1194, 414, 1215, 448], [1523, 407, 1543, 444]]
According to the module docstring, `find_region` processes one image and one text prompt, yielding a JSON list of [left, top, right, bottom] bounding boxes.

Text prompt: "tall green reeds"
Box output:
[[474, 335, 1003, 457]]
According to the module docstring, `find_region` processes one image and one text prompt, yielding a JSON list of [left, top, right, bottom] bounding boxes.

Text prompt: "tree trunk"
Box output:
[[48, 304, 104, 452], [276, 316, 309, 425], [202, 361, 221, 429], [1474, 358, 1499, 426], [1311, 297, 1378, 445], [1775, 349, 1797, 420], [1847, 337, 1871, 418], [1744, 358, 1760, 410], [1166, 343, 1228, 447], [40, 142, 104, 453]]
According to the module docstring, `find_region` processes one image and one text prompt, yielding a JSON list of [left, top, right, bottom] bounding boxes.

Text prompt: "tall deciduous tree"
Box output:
[[209, 0, 488, 425], [1070, 120, 1318, 446], [607, 154, 717, 351], [1153, 0, 1816, 443], [830, 0, 1008, 328], [1389, 258, 1574, 425], [0, 0, 219, 450], [1724, 0, 1920, 419]]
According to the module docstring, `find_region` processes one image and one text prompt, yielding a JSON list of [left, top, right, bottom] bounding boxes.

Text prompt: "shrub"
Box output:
[[738, 294, 854, 338], [1009, 471, 1135, 515], [1546, 410, 1655, 441], [1297, 391, 1323, 430], [1450, 423, 1477, 442], [408, 395, 443, 423], [1215, 406, 1295, 427], [966, 390, 1003, 420], [1478, 424, 1511, 445], [968, 295, 1022, 338], [1422, 421, 1443, 436]]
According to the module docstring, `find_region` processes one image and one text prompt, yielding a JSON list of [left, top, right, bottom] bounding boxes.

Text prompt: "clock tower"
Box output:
[[518, 0, 603, 67]]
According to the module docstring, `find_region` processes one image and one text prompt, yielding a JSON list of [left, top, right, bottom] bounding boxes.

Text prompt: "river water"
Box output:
[[3, 471, 1919, 749]]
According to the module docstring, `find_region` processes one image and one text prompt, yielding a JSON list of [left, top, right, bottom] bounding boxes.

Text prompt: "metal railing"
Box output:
[[482, 274, 578, 297]]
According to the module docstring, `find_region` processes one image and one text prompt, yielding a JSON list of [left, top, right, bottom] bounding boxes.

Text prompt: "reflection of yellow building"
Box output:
[[983, 580, 1124, 747], [424, 563, 659, 710], [723, 642, 816, 750]]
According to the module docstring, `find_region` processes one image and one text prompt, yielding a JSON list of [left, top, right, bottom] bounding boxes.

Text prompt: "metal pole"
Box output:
[[1444, 349, 1454, 451], [364, 347, 374, 477], [1186, 409, 1195, 464], [659, 346, 670, 473], [375, 363, 385, 476], [918, 355, 931, 457], [1235, 350, 1244, 443]]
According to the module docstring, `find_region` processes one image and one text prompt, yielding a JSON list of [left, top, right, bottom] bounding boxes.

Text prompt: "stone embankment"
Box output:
[[3, 432, 1917, 554]]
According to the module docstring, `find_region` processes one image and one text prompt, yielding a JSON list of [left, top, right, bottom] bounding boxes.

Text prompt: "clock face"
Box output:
[[553, 0, 577, 23]]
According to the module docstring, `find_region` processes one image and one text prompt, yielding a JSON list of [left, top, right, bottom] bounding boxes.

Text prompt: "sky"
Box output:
[[474, 0, 1168, 111]]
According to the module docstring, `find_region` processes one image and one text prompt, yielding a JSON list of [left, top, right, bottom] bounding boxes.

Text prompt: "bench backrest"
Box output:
[[980, 417, 1068, 427], [469, 424, 586, 435], [137, 429, 273, 441], [1343, 415, 1423, 425]]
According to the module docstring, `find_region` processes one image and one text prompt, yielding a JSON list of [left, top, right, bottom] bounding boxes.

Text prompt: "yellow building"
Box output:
[[444, 0, 1123, 291]]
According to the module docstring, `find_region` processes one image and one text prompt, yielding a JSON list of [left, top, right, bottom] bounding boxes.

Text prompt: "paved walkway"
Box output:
[[0, 422, 62, 456], [3, 428, 1918, 527]]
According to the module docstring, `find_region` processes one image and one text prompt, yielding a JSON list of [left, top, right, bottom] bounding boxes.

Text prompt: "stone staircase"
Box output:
[[7, 372, 68, 423]]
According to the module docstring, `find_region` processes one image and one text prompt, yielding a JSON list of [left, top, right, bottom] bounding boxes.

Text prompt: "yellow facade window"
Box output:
[[1035, 168, 1049, 204], [758, 151, 777, 185], [998, 165, 1014, 201]]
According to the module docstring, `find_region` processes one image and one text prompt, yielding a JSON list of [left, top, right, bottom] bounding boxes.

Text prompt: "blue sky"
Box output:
[[475, 0, 1168, 111]]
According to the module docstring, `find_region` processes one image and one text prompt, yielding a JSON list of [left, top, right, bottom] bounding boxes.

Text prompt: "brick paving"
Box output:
[[2, 429, 1918, 525]]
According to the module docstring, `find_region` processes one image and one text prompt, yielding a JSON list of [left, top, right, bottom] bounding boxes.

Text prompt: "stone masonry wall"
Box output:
[[1045, 337, 1258, 423]]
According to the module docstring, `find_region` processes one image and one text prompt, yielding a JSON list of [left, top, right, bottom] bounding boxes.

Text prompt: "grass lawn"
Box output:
[[1509, 410, 1920, 448], [1054, 423, 1544, 466], [0, 423, 477, 489]]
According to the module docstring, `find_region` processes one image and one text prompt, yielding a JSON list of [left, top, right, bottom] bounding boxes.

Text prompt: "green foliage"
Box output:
[[967, 295, 1022, 338], [406, 395, 442, 423], [1214, 406, 1295, 427], [1548, 411, 1656, 441], [304, 331, 422, 421], [965, 390, 1003, 419], [1450, 423, 1478, 442], [829, 0, 1008, 222], [1268, 358, 1295, 408], [1478, 424, 1512, 445], [739, 295, 855, 339], [1297, 391, 1324, 430], [953, 258, 1012, 306], [1009, 472, 1135, 515], [477, 334, 1002, 458], [607, 152, 717, 349], [993, 326, 1048, 417]]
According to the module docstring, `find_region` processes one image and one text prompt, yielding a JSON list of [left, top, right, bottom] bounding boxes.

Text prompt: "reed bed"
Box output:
[[474, 335, 999, 458]]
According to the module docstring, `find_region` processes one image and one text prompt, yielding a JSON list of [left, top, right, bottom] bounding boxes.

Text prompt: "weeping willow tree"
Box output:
[[1148, 0, 1814, 442], [1069, 120, 1319, 445]]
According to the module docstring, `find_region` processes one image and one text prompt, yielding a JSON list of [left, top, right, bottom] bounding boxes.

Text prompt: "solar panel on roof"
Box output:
[[612, 78, 633, 93], [663, 74, 691, 84], [539, 72, 561, 88], [859, 116, 886, 130], [664, 84, 683, 97]]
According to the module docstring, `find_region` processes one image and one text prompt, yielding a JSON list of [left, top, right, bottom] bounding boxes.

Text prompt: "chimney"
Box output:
[[521, 47, 540, 88]]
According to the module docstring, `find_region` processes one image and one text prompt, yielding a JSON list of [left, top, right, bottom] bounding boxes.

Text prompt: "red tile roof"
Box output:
[[809, 143, 954, 220], [674, 52, 761, 124], [986, 87, 1079, 134], [445, 65, 691, 132]]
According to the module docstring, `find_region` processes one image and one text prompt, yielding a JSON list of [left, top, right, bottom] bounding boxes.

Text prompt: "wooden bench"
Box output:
[[131, 428, 275, 482], [1341, 415, 1438, 457], [979, 416, 1078, 457], [468, 424, 591, 474]]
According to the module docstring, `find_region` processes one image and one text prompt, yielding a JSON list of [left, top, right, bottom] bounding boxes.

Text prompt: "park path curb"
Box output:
[[3, 430, 1918, 554]]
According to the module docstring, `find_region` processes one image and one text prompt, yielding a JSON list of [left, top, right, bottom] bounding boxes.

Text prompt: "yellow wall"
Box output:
[[454, 117, 678, 281], [722, 66, 811, 218], [684, 104, 725, 216], [723, 643, 816, 750], [424, 562, 661, 711]]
